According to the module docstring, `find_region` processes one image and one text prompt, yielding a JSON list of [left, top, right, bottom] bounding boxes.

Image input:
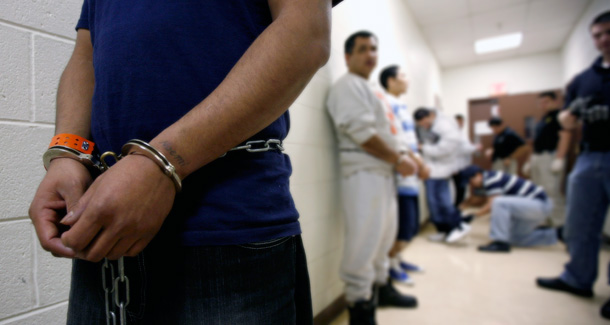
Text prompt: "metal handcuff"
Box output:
[[71, 138, 284, 325]]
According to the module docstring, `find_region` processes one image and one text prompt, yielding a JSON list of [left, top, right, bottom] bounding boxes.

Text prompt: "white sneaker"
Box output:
[[445, 222, 472, 243], [428, 232, 446, 242]]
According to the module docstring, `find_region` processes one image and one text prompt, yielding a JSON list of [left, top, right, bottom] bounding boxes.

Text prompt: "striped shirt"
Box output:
[[483, 171, 547, 201]]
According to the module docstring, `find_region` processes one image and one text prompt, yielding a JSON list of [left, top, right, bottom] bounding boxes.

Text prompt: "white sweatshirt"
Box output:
[[421, 113, 462, 179], [326, 73, 402, 177]]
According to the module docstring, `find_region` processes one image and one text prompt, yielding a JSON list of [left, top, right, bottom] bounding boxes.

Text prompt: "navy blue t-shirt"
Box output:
[[492, 127, 525, 161], [75, 0, 307, 246], [563, 57, 610, 152]]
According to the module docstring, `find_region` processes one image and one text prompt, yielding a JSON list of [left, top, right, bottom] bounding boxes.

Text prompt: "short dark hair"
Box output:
[[379, 65, 399, 90], [591, 11, 610, 27], [345, 31, 376, 54], [488, 117, 503, 126], [455, 114, 464, 120], [413, 108, 431, 121], [539, 91, 557, 100]]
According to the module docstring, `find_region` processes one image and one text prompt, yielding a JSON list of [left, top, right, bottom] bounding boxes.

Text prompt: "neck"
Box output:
[[348, 69, 369, 80], [388, 90, 401, 97]]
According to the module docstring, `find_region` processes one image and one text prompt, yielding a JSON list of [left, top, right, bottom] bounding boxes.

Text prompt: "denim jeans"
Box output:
[[425, 178, 461, 233], [67, 228, 312, 324], [561, 151, 610, 290], [489, 196, 557, 246]]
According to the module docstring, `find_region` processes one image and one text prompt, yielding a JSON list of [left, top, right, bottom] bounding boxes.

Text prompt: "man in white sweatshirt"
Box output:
[[414, 108, 471, 243], [326, 31, 418, 325]]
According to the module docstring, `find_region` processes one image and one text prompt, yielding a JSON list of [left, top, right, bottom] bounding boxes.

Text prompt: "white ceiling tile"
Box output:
[[472, 3, 528, 38], [405, 0, 471, 26], [467, 0, 528, 15], [518, 25, 573, 55], [525, 0, 590, 31], [423, 17, 473, 49]]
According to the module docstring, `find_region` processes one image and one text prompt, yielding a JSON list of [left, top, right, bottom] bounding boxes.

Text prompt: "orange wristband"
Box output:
[[49, 134, 95, 154]]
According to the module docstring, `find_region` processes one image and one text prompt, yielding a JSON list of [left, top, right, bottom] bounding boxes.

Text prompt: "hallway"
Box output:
[[331, 217, 610, 324]]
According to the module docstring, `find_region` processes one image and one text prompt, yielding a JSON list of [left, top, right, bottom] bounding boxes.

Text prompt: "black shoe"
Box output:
[[536, 277, 593, 298], [378, 280, 417, 308], [461, 214, 474, 224], [348, 300, 376, 325], [557, 226, 564, 243], [601, 299, 610, 320], [478, 241, 511, 253]]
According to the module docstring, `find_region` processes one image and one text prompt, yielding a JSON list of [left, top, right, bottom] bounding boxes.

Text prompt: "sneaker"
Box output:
[[348, 299, 376, 325], [390, 268, 414, 285], [428, 232, 446, 242], [445, 222, 471, 243], [399, 261, 424, 273], [377, 280, 417, 308], [536, 277, 593, 298], [478, 241, 511, 253]]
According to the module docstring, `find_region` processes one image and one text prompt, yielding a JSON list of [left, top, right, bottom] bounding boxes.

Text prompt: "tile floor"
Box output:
[[330, 216, 610, 325]]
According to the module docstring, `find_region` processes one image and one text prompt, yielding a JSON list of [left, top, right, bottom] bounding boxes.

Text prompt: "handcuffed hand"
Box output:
[[396, 155, 417, 177], [29, 158, 93, 258], [59, 154, 176, 262], [568, 97, 609, 123]]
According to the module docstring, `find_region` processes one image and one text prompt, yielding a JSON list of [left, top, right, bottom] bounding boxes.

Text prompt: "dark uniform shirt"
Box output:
[[492, 127, 525, 161], [533, 109, 562, 153], [564, 57, 610, 152]]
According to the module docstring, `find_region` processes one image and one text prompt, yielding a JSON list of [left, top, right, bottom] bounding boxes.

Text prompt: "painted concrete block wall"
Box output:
[[0, 0, 82, 323], [0, 0, 443, 322]]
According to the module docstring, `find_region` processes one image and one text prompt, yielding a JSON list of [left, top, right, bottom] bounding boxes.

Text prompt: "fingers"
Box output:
[[30, 199, 75, 258], [74, 229, 120, 262], [60, 206, 103, 254]]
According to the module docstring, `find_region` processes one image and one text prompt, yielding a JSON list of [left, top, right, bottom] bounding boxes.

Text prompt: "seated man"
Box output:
[[460, 165, 561, 253]]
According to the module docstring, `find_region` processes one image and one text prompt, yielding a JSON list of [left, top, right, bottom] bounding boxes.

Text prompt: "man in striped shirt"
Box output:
[[461, 165, 560, 252]]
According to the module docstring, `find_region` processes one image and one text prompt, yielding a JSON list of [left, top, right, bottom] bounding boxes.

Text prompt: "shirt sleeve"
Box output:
[[327, 80, 377, 145], [563, 78, 577, 110], [75, 0, 90, 31]]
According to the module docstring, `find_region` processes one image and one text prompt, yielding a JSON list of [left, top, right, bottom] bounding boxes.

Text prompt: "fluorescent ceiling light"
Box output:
[[475, 32, 523, 55]]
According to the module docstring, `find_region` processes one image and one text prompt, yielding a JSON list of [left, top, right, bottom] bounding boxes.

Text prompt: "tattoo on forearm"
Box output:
[[160, 141, 186, 167]]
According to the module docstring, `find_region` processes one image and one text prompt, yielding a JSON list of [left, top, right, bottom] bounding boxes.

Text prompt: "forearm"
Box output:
[[559, 110, 578, 130], [360, 135, 401, 165], [555, 131, 571, 158], [149, 0, 331, 179], [510, 145, 529, 160], [475, 196, 495, 216], [55, 29, 94, 137]]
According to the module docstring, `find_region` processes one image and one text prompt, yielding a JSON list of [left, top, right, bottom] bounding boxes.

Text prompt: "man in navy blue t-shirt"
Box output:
[[29, 0, 341, 323], [536, 11, 610, 320]]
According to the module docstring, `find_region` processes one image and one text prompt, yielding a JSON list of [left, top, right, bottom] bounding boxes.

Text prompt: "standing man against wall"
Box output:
[[454, 114, 479, 207], [28, 0, 341, 323], [526, 91, 571, 226], [537, 11, 610, 321], [414, 108, 470, 243], [486, 117, 528, 174], [379, 65, 429, 284], [327, 31, 418, 325]]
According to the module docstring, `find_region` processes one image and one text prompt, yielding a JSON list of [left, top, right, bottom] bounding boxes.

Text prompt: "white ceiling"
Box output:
[[404, 0, 592, 68]]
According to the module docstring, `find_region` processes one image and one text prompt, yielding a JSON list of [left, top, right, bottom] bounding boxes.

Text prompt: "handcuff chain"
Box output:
[[98, 150, 130, 325], [220, 139, 284, 157]]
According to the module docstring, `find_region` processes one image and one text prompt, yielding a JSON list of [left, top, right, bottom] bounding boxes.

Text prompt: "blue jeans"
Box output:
[[489, 196, 556, 246], [561, 151, 610, 290], [67, 226, 312, 324], [425, 179, 461, 233]]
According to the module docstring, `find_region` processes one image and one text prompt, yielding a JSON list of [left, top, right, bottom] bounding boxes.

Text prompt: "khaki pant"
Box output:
[[492, 159, 517, 175], [530, 152, 565, 226]]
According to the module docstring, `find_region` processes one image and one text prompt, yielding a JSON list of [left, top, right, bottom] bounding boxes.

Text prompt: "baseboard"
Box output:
[[313, 294, 347, 325]]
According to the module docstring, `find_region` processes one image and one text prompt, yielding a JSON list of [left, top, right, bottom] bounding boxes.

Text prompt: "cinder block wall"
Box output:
[[0, 1, 83, 323]]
